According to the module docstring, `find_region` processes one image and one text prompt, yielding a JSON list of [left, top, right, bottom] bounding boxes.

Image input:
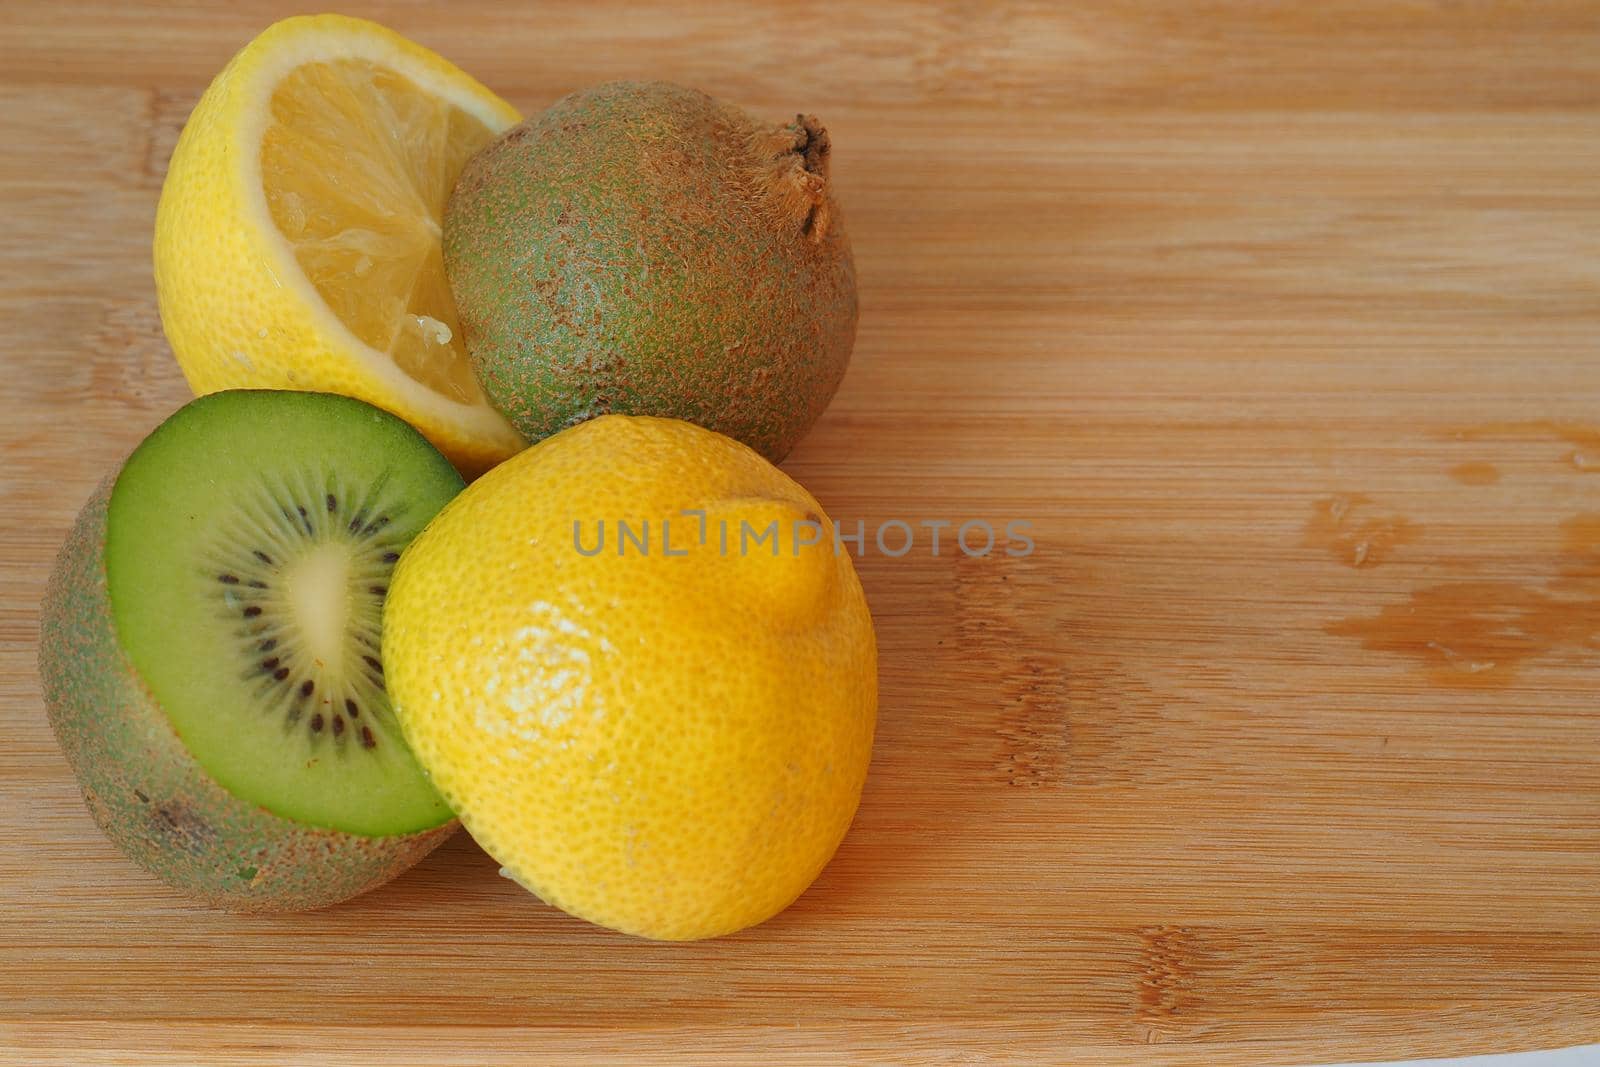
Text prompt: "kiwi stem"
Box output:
[[756, 113, 833, 242]]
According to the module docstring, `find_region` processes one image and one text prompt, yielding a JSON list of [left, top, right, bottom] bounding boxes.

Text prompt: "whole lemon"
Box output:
[[383, 415, 877, 940]]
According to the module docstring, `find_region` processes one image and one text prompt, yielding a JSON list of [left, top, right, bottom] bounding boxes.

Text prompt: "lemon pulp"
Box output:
[[263, 59, 493, 404]]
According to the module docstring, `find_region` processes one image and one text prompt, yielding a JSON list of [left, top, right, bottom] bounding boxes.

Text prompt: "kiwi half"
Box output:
[[38, 390, 462, 910]]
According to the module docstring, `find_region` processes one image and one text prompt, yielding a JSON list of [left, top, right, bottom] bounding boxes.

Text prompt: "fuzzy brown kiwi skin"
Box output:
[[445, 81, 858, 462], [37, 481, 456, 912]]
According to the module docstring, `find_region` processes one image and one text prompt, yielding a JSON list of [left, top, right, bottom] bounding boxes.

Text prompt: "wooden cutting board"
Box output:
[[2, 3, 1597, 1063]]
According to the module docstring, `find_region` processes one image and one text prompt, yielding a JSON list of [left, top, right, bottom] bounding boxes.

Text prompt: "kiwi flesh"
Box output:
[[444, 81, 858, 462], [38, 390, 462, 910]]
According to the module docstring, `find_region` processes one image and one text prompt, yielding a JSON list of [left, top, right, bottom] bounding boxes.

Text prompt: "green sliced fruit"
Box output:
[[39, 390, 463, 911]]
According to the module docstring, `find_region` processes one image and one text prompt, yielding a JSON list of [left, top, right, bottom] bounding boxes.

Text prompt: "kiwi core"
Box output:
[[286, 543, 354, 672]]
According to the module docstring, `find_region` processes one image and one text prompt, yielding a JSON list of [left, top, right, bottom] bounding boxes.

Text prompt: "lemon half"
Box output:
[[154, 15, 525, 475]]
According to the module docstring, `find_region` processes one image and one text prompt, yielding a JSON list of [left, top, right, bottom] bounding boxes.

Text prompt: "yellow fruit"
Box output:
[[384, 415, 877, 940], [154, 14, 526, 476]]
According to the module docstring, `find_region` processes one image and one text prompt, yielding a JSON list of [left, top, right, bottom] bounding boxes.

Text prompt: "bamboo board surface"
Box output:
[[1, 2, 1598, 1063]]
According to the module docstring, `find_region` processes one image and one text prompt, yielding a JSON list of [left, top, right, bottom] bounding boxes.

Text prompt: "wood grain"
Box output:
[[2, 1, 1599, 1063]]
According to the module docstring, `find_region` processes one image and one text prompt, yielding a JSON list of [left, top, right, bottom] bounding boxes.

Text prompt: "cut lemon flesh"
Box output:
[[263, 58, 489, 404], [154, 15, 526, 476]]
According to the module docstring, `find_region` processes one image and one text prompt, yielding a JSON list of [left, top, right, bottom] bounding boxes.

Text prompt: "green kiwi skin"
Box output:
[[38, 481, 456, 912]]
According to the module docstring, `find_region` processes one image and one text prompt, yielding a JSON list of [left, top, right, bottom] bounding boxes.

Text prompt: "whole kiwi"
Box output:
[[443, 81, 858, 462]]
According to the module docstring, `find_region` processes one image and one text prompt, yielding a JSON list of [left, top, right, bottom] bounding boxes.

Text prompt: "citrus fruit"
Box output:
[[153, 14, 526, 476], [383, 415, 878, 940]]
